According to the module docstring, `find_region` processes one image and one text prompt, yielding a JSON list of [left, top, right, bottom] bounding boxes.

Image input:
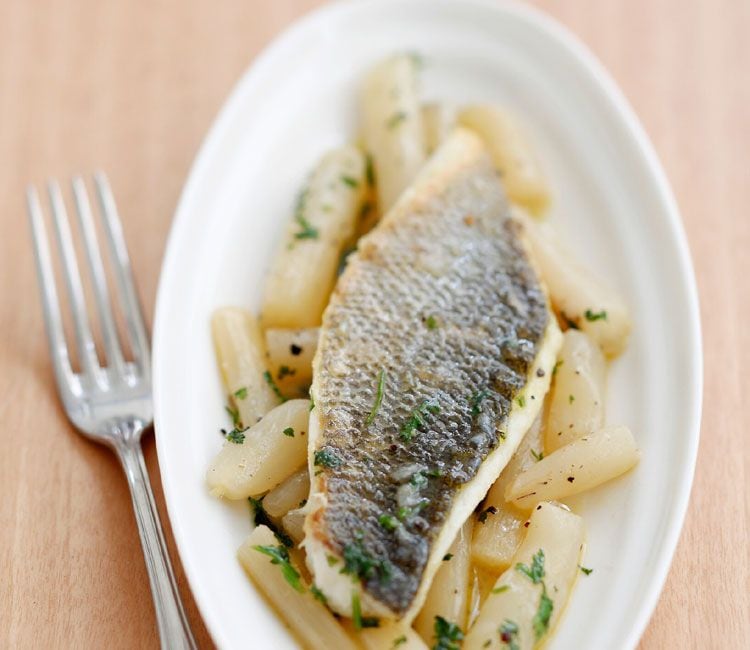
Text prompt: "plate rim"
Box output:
[[152, 1, 703, 648]]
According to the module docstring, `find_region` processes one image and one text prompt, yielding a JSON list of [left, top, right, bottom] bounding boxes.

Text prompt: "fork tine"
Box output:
[[47, 179, 103, 382], [93, 172, 150, 374], [27, 186, 79, 399], [71, 176, 127, 377]]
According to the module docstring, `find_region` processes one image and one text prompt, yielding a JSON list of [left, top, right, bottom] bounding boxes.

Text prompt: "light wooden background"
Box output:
[[1, 0, 747, 648]]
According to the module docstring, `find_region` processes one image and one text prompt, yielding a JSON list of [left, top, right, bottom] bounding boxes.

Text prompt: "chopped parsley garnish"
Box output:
[[477, 505, 498, 524], [314, 448, 342, 469], [293, 189, 319, 240], [225, 426, 248, 444], [365, 368, 386, 426], [341, 534, 392, 584], [309, 393, 315, 411], [516, 548, 545, 584], [433, 615, 464, 650], [248, 496, 293, 547], [397, 499, 428, 521], [517, 395, 526, 408], [351, 592, 379, 630], [425, 314, 439, 330], [410, 472, 428, 488], [426, 468, 444, 478], [225, 404, 240, 426], [470, 389, 490, 417], [400, 400, 440, 442], [386, 111, 407, 129], [294, 216, 319, 240], [326, 554, 339, 567], [569, 394, 575, 404], [530, 449, 544, 462], [442, 553, 453, 562], [365, 154, 376, 187], [514, 548, 554, 640], [532, 586, 554, 640], [492, 585, 510, 594], [579, 565, 594, 576], [283, 427, 295, 437], [233, 386, 248, 400], [379, 514, 399, 531], [584, 309, 608, 322], [278, 365, 296, 380], [408, 51, 424, 68], [552, 360, 563, 376], [252, 544, 303, 592], [341, 175, 359, 188], [310, 584, 327, 604], [499, 619, 519, 649], [392, 635, 407, 648], [351, 591, 363, 629], [263, 370, 287, 402]]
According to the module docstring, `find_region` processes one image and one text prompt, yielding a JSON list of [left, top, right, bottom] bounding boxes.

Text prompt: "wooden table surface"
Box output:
[[1, 0, 747, 648]]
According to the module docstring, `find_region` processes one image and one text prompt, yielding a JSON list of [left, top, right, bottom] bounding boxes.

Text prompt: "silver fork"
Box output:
[[27, 174, 197, 650]]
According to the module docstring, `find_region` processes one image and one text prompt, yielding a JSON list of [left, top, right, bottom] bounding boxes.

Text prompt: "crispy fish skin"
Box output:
[[304, 129, 562, 620]]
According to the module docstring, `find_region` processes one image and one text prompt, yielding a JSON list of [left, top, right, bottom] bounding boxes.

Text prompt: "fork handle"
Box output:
[[115, 435, 197, 650]]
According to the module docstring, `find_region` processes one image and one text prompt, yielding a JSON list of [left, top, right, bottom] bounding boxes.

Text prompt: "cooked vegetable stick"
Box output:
[[457, 105, 550, 215], [545, 330, 606, 453], [212, 307, 280, 427], [207, 399, 310, 499], [355, 152, 381, 238], [265, 327, 319, 396], [264, 468, 310, 518], [471, 411, 544, 572], [238, 526, 358, 650], [281, 508, 306, 545], [466, 565, 500, 629], [414, 520, 473, 642], [262, 146, 366, 329], [473, 506, 526, 574], [362, 54, 426, 212], [345, 620, 428, 650], [515, 209, 632, 357], [422, 103, 454, 155], [463, 502, 585, 649], [506, 425, 640, 510]]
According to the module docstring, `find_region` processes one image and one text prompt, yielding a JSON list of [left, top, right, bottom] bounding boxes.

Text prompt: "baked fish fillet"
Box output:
[[304, 129, 562, 621]]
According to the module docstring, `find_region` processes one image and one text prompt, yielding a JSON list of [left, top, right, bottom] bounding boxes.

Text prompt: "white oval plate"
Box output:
[[153, 1, 702, 648]]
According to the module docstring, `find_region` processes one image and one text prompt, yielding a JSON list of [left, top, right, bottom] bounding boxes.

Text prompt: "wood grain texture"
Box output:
[[0, 0, 747, 648]]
